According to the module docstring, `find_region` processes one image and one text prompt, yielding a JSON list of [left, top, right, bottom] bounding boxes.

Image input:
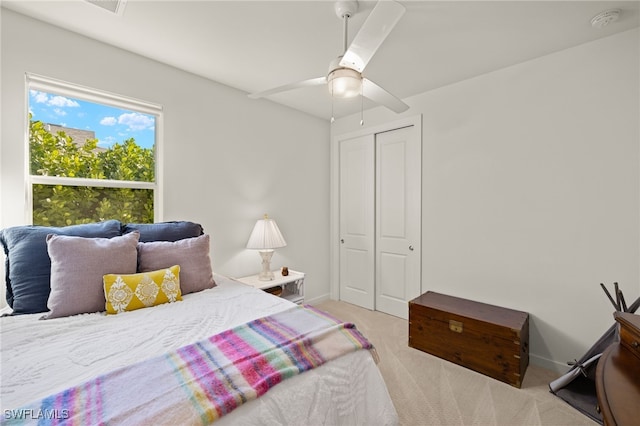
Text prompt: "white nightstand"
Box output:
[[236, 269, 305, 305]]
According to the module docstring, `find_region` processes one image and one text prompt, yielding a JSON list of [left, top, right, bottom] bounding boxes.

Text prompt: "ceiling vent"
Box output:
[[85, 0, 127, 15]]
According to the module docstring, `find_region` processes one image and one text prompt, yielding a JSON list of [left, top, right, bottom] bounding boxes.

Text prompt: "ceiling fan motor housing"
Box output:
[[328, 67, 362, 98], [327, 55, 362, 98]]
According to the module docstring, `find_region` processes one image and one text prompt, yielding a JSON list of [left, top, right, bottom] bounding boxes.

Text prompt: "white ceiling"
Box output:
[[3, 0, 639, 120]]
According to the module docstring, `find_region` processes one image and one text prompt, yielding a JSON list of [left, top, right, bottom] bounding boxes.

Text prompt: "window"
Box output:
[[26, 74, 162, 226]]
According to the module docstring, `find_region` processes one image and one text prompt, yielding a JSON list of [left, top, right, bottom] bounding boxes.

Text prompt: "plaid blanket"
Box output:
[[2, 305, 374, 425]]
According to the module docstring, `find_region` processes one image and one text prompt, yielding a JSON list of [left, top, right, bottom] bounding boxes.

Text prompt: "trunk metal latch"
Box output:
[[449, 319, 463, 333]]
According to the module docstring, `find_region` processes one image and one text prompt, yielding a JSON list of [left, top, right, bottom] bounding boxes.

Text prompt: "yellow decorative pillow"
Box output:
[[103, 265, 182, 314]]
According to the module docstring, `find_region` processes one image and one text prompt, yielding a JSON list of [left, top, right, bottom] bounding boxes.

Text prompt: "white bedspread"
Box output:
[[0, 275, 398, 425]]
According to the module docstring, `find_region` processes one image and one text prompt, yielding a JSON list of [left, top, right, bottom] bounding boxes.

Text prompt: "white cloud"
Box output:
[[30, 90, 80, 108], [118, 112, 154, 131], [53, 108, 67, 116], [48, 95, 80, 108], [31, 91, 49, 104], [100, 116, 117, 126]]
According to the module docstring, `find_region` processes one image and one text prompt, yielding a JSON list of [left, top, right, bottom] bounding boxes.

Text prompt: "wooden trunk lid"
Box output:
[[410, 291, 528, 340]]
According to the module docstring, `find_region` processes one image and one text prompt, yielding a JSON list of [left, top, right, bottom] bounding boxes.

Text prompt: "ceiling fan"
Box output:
[[248, 0, 409, 115]]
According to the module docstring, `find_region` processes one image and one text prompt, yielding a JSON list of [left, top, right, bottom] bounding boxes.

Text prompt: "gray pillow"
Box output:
[[137, 234, 215, 295], [44, 231, 139, 319]]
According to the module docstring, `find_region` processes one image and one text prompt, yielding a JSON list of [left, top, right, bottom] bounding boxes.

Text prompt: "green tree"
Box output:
[[29, 119, 103, 179], [30, 117, 155, 226], [98, 138, 155, 182]]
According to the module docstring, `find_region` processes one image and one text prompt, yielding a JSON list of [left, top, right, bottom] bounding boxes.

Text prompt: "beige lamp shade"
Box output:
[[246, 214, 287, 250]]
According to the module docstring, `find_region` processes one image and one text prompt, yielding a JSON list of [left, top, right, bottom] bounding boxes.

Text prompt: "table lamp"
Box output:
[[246, 214, 287, 280]]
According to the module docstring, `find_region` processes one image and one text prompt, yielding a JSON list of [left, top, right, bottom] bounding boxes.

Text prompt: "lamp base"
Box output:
[[258, 250, 275, 281]]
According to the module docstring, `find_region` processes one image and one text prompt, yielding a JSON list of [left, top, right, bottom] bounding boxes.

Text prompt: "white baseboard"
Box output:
[[304, 293, 331, 306], [530, 353, 571, 375]]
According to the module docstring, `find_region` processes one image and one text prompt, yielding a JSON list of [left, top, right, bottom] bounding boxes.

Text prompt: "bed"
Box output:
[[0, 221, 397, 425]]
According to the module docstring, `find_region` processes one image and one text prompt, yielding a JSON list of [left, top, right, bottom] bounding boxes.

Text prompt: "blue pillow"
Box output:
[[122, 221, 203, 243], [0, 220, 122, 314]]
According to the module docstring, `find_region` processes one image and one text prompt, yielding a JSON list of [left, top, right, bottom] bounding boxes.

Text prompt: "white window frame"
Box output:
[[25, 73, 164, 224]]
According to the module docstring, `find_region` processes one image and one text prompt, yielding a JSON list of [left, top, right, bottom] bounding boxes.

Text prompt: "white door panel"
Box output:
[[378, 252, 407, 300], [375, 126, 421, 319], [378, 139, 407, 238], [339, 134, 375, 310], [343, 248, 371, 293]]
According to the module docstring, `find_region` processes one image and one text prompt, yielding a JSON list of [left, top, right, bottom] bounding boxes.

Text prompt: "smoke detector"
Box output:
[[591, 9, 621, 28]]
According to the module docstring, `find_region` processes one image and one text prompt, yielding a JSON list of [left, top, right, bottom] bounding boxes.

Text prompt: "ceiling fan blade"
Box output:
[[248, 77, 327, 99], [362, 78, 409, 113], [339, 0, 405, 73]]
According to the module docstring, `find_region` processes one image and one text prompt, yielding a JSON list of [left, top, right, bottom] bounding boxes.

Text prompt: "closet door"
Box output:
[[338, 134, 375, 309], [375, 126, 421, 319]]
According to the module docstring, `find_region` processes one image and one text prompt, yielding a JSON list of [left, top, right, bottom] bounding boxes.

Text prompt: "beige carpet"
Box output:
[[315, 299, 598, 426]]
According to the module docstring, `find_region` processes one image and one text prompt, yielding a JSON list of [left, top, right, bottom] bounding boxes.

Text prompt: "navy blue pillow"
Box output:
[[0, 220, 122, 315], [122, 221, 203, 243]]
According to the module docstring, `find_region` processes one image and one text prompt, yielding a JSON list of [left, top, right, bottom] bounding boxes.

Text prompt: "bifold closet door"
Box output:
[[338, 134, 375, 310]]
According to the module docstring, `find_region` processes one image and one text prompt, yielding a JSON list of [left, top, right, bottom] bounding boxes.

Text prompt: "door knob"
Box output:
[[341, 239, 345, 244], [409, 245, 414, 251]]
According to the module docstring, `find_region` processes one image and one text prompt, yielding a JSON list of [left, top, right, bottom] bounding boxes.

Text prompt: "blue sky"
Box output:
[[29, 90, 156, 149]]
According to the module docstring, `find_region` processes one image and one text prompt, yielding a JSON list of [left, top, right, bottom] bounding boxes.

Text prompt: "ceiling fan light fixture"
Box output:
[[328, 68, 362, 98]]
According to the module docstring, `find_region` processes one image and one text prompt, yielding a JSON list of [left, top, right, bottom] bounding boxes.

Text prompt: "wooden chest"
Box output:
[[409, 291, 529, 388]]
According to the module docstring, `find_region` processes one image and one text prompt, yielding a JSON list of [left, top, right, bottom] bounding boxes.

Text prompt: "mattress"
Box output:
[[0, 274, 398, 425]]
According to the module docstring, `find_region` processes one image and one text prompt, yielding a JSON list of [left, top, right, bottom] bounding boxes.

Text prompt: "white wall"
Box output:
[[332, 29, 640, 372], [0, 9, 331, 306], [3, 8, 639, 373]]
